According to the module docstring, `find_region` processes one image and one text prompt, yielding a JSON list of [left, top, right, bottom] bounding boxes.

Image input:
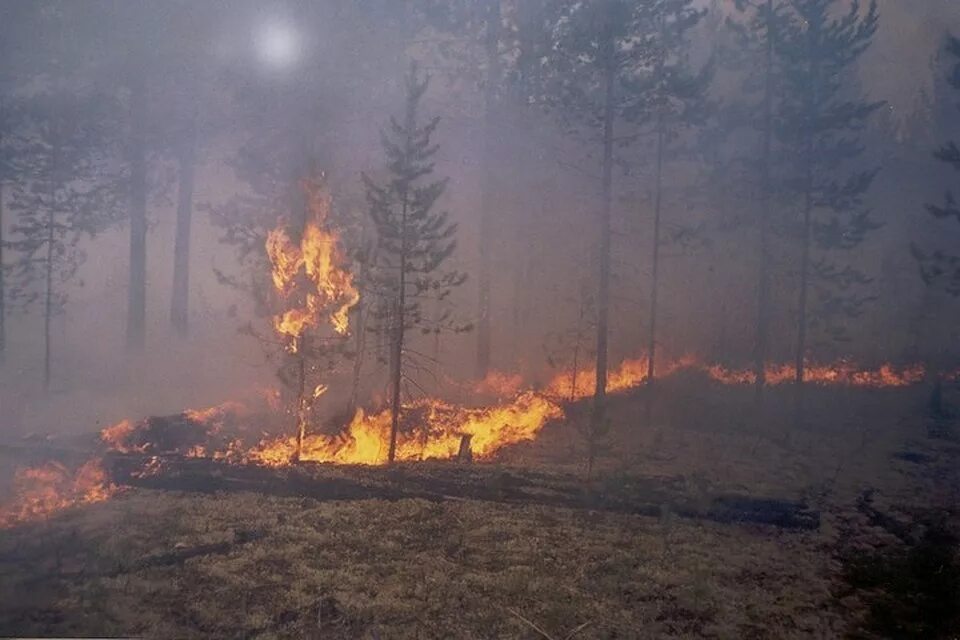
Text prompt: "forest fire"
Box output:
[[0, 352, 936, 530], [0, 459, 115, 529], [266, 179, 359, 346], [545, 356, 928, 400]]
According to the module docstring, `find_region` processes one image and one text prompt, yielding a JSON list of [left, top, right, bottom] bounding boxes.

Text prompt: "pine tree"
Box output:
[[547, 0, 653, 471], [624, 0, 712, 420], [728, 0, 792, 398], [777, 0, 882, 417], [913, 35, 960, 295], [363, 64, 467, 464], [5, 89, 122, 390]]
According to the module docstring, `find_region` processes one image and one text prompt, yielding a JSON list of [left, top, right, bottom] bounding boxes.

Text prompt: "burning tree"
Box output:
[[264, 176, 359, 462], [362, 63, 467, 464]]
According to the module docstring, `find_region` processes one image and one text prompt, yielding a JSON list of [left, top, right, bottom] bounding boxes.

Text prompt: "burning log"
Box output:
[[102, 454, 819, 530]]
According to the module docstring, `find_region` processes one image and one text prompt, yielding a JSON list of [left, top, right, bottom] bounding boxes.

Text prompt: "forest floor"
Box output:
[[1, 375, 958, 639]]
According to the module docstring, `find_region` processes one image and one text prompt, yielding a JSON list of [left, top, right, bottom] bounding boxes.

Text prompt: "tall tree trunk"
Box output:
[[347, 240, 374, 417], [294, 338, 307, 462], [795, 165, 812, 421], [754, 0, 775, 399], [126, 72, 148, 350], [170, 119, 196, 337], [475, 0, 501, 380], [43, 182, 57, 393], [388, 192, 409, 464], [0, 178, 5, 365], [645, 113, 665, 422], [795, 33, 819, 426], [589, 18, 616, 476]]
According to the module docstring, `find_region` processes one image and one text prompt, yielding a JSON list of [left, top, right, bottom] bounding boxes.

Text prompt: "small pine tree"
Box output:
[[362, 63, 466, 463]]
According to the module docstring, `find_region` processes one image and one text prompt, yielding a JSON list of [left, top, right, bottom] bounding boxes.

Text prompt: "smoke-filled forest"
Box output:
[[1, 1, 959, 638]]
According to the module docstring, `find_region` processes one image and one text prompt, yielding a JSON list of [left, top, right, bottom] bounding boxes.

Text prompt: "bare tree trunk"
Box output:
[[170, 119, 196, 337], [475, 0, 502, 380], [589, 17, 616, 477], [388, 194, 409, 464], [569, 283, 589, 401], [795, 42, 818, 427], [293, 338, 307, 462], [0, 178, 5, 365], [43, 201, 55, 392], [347, 240, 374, 417], [795, 169, 812, 423], [645, 114, 665, 423], [126, 72, 148, 350], [754, 0, 775, 400]]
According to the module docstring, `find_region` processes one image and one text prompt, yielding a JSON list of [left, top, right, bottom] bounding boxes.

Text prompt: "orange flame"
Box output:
[[0, 459, 115, 529], [545, 354, 928, 397], [266, 181, 359, 346], [249, 391, 563, 466]]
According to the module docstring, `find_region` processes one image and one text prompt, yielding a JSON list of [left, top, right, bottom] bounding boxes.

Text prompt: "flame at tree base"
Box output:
[[0, 355, 939, 529], [249, 391, 563, 466]]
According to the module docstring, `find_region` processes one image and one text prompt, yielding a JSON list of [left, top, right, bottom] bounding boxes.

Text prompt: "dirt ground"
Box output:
[[1, 377, 958, 639]]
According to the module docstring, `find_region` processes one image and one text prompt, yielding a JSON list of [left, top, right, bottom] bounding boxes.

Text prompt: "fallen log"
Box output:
[[104, 454, 819, 530]]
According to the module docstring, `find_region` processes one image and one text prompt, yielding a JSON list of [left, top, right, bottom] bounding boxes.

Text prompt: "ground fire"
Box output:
[[3, 3, 960, 637]]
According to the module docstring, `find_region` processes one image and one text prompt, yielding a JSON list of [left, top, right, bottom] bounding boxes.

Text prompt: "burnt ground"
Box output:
[[1, 375, 959, 639]]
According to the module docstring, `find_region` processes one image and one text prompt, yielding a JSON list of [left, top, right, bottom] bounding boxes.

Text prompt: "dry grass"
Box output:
[[0, 490, 842, 639], [1, 381, 957, 638]]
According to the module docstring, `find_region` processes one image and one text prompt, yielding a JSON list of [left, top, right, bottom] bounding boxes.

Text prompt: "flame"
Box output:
[[545, 355, 928, 397], [266, 181, 359, 346], [0, 459, 115, 528], [99, 418, 141, 453], [183, 401, 247, 429], [474, 370, 526, 398], [249, 391, 563, 466]]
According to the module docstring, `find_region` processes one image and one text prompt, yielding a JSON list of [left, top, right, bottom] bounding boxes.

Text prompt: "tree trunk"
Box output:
[[294, 339, 307, 462], [170, 120, 196, 337], [43, 173, 58, 393], [126, 72, 148, 350], [795, 35, 819, 426], [475, 0, 502, 380], [645, 113, 665, 423], [388, 193, 409, 464], [754, 0, 775, 400], [795, 176, 812, 422], [589, 18, 616, 476], [347, 240, 374, 417], [0, 178, 5, 365]]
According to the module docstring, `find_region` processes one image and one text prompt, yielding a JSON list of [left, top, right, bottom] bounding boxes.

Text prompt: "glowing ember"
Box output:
[[0, 459, 115, 529]]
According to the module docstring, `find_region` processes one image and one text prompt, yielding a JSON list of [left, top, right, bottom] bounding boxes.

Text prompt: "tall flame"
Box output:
[[266, 181, 359, 346]]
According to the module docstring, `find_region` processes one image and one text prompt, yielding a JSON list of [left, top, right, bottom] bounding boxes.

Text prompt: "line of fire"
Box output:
[[1, 1, 959, 638]]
